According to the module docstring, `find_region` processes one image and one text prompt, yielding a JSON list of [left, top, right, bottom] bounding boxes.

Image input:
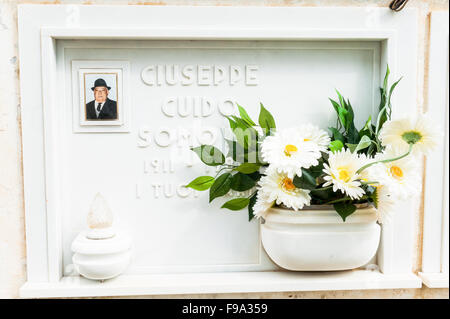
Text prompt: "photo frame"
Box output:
[[72, 60, 130, 133]]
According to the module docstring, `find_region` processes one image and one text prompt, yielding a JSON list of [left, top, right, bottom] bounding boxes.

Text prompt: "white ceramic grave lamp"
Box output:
[[71, 193, 132, 281]]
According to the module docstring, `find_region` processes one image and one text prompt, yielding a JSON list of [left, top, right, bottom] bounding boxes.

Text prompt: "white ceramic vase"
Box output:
[[71, 231, 132, 281], [261, 205, 381, 271]]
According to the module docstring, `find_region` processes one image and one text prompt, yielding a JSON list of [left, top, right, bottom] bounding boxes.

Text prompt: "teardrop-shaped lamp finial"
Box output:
[[86, 193, 115, 239]]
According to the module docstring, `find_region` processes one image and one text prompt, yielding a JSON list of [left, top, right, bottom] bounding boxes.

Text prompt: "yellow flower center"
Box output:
[[281, 177, 296, 191], [390, 165, 403, 179], [338, 168, 351, 183], [304, 138, 311, 142], [284, 144, 298, 157]]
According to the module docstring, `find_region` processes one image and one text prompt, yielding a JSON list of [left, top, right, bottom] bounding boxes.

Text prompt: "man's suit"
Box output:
[[86, 98, 118, 120]]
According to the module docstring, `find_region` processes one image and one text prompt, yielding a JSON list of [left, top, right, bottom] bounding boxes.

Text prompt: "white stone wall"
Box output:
[[0, 0, 26, 299], [0, 0, 448, 299]]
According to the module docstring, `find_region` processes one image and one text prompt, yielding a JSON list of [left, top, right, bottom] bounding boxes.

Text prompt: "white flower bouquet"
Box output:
[[185, 66, 440, 223]]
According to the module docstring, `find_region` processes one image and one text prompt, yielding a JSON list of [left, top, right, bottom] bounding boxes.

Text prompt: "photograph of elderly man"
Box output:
[[86, 78, 118, 120]]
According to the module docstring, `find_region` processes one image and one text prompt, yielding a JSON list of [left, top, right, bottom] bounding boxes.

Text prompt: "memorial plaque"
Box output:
[[18, 5, 422, 297], [59, 40, 380, 274]]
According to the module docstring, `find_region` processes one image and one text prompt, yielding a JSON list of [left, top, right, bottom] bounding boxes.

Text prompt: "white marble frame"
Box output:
[[18, 5, 422, 297], [419, 11, 449, 288]]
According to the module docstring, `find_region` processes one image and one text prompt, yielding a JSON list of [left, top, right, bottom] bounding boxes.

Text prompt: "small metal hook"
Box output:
[[389, 0, 410, 12]]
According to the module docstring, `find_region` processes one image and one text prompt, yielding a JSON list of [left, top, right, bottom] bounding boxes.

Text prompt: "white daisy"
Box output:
[[297, 123, 331, 153], [322, 149, 368, 200], [379, 115, 441, 155], [261, 128, 322, 178], [372, 148, 421, 199], [258, 167, 311, 211], [372, 185, 396, 224], [253, 191, 274, 220]]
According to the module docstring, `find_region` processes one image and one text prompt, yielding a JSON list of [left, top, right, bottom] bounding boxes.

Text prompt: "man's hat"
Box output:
[[91, 78, 111, 91]]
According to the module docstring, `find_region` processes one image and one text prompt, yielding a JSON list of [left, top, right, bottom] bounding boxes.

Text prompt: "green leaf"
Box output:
[[379, 86, 387, 111], [225, 139, 244, 162], [231, 115, 252, 129], [293, 169, 317, 190], [237, 103, 256, 126], [244, 151, 264, 164], [225, 139, 262, 164], [331, 95, 358, 132], [232, 128, 248, 149], [386, 76, 402, 120], [258, 103, 276, 135], [185, 176, 215, 191], [367, 143, 376, 156], [354, 135, 372, 153], [230, 172, 256, 192], [359, 116, 373, 139], [377, 88, 388, 133], [378, 65, 390, 123], [227, 117, 237, 131], [329, 140, 344, 153], [191, 145, 225, 166], [248, 193, 258, 221], [337, 105, 348, 129], [376, 65, 401, 134], [347, 126, 360, 144], [209, 173, 232, 203], [234, 163, 261, 174], [346, 143, 358, 153], [329, 127, 345, 143], [336, 91, 350, 131], [336, 89, 345, 110], [310, 187, 335, 201], [383, 64, 390, 92], [307, 161, 325, 178], [229, 118, 258, 150], [333, 202, 357, 222], [344, 101, 359, 143], [221, 198, 250, 211], [362, 116, 373, 132], [331, 91, 359, 144], [388, 77, 402, 102], [247, 171, 262, 181], [329, 98, 340, 114], [345, 99, 355, 129]]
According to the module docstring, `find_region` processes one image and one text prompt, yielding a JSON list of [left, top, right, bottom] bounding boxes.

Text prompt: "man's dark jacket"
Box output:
[[86, 98, 117, 120]]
